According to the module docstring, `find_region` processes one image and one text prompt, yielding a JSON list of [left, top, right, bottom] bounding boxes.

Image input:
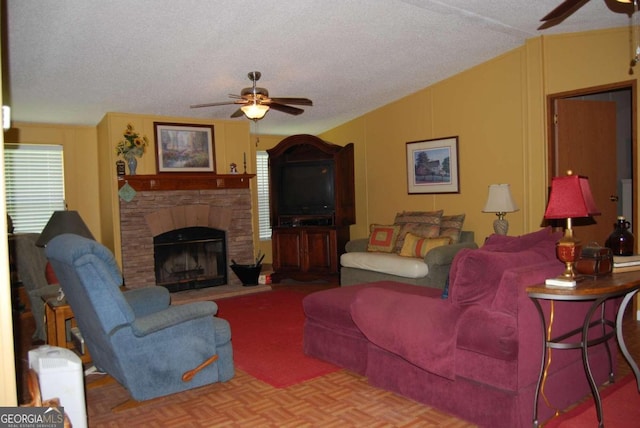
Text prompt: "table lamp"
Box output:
[[482, 184, 519, 235], [543, 171, 601, 285]]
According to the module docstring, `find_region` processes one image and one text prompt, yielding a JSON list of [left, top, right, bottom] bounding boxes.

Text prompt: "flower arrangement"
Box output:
[[115, 124, 149, 159]]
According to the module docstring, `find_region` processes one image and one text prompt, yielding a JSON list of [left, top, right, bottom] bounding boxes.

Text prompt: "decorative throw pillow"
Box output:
[[45, 261, 59, 284], [393, 210, 443, 253], [367, 224, 401, 252], [399, 233, 451, 258], [439, 214, 465, 243]]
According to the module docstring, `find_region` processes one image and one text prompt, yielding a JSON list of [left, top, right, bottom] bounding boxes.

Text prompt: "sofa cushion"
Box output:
[[367, 224, 400, 253], [399, 233, 450, 258], [456, 306, 517, 361], [393, 210, 443, 252], [351, 287, 461, 379], [448, 232, 559, 307], [304, 281, 441, 335], [482, 227, 560, 252], [439, 214, 465, 243], [340, 252, 429, 279]]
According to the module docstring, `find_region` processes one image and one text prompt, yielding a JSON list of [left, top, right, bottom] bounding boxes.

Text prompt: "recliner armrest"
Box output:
[[129, 301, 219, 337], [123, 286, 171, 317]]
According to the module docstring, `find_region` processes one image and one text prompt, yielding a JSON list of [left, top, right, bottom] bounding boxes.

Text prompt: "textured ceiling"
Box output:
[[5, 0, 632, 136]]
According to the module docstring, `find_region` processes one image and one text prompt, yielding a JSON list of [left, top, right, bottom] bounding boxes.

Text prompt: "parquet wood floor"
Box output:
[[16, 283, 640, 427]]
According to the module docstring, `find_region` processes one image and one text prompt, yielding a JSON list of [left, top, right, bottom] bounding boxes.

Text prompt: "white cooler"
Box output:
[[28, 345, 87, 428]]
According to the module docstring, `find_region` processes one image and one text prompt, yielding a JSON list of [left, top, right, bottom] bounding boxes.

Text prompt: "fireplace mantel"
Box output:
[[118, 173, 255, 191]]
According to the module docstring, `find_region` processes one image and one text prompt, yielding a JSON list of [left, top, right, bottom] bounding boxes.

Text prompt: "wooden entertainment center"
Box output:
[[268, 134, 355, 282]]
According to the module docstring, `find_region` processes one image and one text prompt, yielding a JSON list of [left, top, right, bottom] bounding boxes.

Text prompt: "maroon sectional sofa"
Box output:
[[303, 228, 619, 427]]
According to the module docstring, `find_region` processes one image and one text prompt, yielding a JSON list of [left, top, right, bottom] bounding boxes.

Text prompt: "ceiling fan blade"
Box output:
[[538, 0, 589, 29], [268, 97, 313, 106], [191, 100, 242, 108], [230, 108, 245, 118], [268, 103, 304, 115]]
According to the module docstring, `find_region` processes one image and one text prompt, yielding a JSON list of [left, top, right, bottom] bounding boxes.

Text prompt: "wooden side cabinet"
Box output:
[[271, 226, 350, 282]]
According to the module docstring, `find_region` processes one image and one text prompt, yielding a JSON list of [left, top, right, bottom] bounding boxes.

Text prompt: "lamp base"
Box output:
[[546, 227, 583, 288], [556, 234, 582, 280], [493, 218, 509, 235], [545, 276, 577, 287]]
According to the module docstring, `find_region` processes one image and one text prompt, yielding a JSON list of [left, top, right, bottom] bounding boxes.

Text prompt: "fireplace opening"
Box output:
[[153, 226, 227, 292]]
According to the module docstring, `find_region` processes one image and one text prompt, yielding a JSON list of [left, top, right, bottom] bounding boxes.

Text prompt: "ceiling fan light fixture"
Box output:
[[241, 102, 269, 120]]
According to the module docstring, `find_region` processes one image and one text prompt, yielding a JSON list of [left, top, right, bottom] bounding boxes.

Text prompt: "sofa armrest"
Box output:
[[424, 240, 478, 266], [345, 238, 368, 253]]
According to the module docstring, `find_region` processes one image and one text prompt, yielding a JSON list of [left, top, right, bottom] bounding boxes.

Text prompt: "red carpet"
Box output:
[[545, 374, 640, 427], [216, 289, 339, 388]]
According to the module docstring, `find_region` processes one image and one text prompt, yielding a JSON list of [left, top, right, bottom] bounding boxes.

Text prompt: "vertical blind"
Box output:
[[256, 151, 272, 240], [4, 143, 66, 233]]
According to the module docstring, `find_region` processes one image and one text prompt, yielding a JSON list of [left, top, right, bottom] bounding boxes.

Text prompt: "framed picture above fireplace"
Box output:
[[154, 122, 215, 173]]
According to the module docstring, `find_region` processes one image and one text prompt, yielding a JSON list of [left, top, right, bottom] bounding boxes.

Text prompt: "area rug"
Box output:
[[545, 374, 639, 427], [215, 289, 339, 388]]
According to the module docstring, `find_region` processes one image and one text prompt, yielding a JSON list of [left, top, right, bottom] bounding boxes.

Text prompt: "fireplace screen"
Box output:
[[153, 226, 227, 292]]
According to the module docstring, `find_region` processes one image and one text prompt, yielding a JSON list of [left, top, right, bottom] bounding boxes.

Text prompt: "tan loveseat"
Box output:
[[340, 231, 476, 288], [340, 211, 478, 289]]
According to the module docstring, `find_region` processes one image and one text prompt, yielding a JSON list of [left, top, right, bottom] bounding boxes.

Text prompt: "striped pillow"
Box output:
[[393, 210, 443, 253], [439, 214, 465, 243], [399, 233, 451, 258]]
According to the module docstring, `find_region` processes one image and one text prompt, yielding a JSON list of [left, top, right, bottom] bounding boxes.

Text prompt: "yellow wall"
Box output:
[[320, 27, 637, 244]]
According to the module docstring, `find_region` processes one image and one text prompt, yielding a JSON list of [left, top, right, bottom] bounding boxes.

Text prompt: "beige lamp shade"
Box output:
[[482, 184, 519, 235]]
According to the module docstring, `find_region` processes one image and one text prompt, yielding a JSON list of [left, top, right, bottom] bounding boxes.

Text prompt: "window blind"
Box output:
[[256, 151, 272, 240], [4, 143, 66, 233]]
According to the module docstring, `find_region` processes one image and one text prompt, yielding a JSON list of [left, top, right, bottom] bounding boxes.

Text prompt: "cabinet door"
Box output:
[[272, 229, 303, 271], [303, 229, 335, 273]]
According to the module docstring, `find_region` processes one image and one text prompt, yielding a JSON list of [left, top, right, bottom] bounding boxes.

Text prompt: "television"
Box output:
[[279, 161, 335, 216]]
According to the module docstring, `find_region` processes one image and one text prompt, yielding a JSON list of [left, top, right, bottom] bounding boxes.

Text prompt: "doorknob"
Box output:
[[610, 195, 619, 202]]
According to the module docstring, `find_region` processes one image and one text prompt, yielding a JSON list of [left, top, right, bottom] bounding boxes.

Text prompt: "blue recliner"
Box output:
[[45, 234, 234, 401]]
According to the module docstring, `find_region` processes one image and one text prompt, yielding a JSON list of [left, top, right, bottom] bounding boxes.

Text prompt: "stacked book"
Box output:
[[613, 255, 640, 273]]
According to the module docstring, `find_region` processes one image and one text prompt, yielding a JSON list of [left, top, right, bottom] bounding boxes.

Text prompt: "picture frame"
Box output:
[[154, 122, 215, 173], [406, 136, 459, 194]]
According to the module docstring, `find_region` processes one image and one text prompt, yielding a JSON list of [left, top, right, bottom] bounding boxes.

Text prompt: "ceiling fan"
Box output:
[[539, 0, 636, 29], [190, 71, 313, 120]]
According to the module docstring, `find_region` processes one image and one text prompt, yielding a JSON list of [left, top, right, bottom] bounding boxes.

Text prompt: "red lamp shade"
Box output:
[[544, 173, 601, 220]]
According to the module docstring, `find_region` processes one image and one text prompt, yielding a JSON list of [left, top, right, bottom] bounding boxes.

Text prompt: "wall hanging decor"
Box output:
[[154, 122, 215, 173], [406, 136, 459, 194]]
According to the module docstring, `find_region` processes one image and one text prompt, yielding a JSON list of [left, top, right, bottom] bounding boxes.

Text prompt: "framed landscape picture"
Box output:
[[406, 136, 459, 194], [154, 122, 215, 172]]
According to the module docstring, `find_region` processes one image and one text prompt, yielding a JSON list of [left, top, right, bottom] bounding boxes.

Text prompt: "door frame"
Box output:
[[546, 80, 637, 245]]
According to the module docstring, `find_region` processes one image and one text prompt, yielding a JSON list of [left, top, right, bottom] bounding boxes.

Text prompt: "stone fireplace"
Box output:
[[118, 175, 256, 291]]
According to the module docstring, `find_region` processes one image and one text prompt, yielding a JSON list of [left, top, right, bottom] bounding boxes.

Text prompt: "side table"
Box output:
[[526, 271, 640, 428], [43, 296, 91, 364]]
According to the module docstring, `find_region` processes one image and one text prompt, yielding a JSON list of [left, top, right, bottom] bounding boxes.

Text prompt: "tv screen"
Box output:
[[279, 161, 335, 215]]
